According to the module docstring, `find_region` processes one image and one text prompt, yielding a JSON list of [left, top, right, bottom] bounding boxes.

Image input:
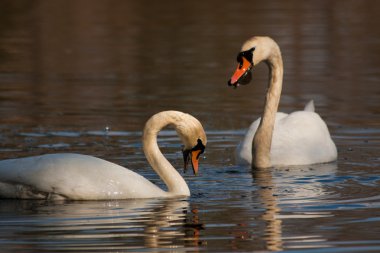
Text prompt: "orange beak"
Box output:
[[190, 149, 202, 175], [183, 138, 205, 176], [228, 57, 252, 87]]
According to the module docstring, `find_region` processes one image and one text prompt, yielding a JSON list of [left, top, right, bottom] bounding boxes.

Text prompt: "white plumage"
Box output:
[[0, 111, 207, 200], [236, 100, 337, 166], [228, 36, 337, 168]]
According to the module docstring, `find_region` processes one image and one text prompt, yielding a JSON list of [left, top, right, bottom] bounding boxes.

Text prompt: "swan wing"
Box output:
[[236, 111, 337, 166], [270, 111, 337, 166], [0, 153, 166, 200]]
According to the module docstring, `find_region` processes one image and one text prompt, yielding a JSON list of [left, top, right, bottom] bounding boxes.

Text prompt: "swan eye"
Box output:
[[236, 47, 255, 65], [237, 56, 244, 69]]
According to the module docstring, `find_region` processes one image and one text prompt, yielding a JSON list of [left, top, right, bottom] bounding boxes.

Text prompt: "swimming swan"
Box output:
[[227, 36, 337, 168], [0, 111, 206, 200]]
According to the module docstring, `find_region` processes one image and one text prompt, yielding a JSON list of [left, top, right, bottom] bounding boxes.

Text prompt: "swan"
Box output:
[[0, 111, 207, 200], [227, 36, 337, 168]]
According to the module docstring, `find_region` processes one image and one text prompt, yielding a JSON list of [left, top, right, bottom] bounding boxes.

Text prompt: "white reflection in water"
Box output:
[[252, 162, 337, 251], [0, 198, 204, 251]]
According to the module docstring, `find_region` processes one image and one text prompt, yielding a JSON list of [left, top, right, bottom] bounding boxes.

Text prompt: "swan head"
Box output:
[[143, 111, 207, 176], [175, 113, 207, 175], [183, 138, 205, 175], [228, 36, 280, 88]]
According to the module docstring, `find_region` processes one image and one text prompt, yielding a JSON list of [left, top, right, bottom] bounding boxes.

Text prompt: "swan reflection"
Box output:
[[0, 198, 204, 251], [252, 162, 337, 251]]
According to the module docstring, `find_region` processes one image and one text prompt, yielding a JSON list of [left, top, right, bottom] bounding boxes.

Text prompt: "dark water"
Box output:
[[0, 0, 379, 252]]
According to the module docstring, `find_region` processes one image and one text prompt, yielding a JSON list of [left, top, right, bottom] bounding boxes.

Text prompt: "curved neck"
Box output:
[[252, 47, 283, 169], [143, 112, 190, 196]]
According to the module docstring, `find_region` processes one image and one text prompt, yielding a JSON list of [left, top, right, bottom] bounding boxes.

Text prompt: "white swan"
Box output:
[[0, 111, 207, 200], [228, 36, 337, 168]]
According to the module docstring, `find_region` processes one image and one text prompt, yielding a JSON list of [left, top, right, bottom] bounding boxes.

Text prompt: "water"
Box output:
[[0, 0, 379, 252]]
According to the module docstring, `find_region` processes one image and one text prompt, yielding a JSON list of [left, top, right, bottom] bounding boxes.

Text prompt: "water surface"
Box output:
[[0, 0, 379, 252]]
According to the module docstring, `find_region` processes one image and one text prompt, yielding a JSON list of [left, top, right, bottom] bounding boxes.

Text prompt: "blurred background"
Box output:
[[0, 0, 379, 134]]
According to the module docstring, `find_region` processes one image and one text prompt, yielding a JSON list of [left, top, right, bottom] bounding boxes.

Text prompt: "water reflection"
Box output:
[[252, 162, 338, 251], [253, 168, 283, 251], [274, 163, 338, 202], [0, 198, 205, 251]]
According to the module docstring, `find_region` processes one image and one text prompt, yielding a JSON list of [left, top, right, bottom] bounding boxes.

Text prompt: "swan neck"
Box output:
[[253, 46, 283, 169], [143, 113, 190, 196]]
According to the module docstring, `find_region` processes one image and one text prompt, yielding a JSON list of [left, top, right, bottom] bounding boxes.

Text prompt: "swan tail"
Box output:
[[304, 100, 315, 112]]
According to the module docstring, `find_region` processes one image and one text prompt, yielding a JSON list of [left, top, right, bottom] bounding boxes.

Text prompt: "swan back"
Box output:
[[236, 103, 337, 166], [0, 153, 164, 200]]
